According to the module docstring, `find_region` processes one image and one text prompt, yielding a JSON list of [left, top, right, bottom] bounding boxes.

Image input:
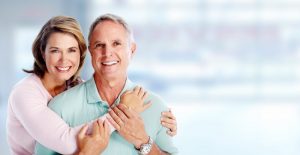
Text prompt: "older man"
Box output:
[[35, 14, 178, 155]]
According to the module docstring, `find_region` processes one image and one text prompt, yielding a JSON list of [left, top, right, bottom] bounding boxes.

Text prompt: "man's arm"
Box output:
[[149, 143, 170, 155], [134, 136, 170, 155], [107, 104, 172, 155]]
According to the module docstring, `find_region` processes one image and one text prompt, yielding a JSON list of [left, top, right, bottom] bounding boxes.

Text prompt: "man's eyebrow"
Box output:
[[112, 39, 122, 42], [93, 41, 104, 44]]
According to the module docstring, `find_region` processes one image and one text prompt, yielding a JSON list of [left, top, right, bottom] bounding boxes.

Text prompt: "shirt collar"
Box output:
[[86, 77, 102, 104], [112, 78, 135, 107], [86, 77, 136, 106]]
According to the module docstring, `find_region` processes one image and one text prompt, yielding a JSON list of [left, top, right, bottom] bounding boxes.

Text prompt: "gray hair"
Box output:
[[88, 13, 134, 44]]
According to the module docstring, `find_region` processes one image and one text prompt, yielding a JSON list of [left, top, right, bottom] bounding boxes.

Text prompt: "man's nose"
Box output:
[[102, 46, 113, 57]]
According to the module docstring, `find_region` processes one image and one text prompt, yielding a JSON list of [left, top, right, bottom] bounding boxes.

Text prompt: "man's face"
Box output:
[[89, 21, 136, 81]]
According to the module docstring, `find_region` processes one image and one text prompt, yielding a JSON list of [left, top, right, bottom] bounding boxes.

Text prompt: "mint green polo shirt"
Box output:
[[35, 77, 178, 155]]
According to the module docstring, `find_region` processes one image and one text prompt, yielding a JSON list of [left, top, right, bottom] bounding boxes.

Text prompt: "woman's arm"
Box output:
[[10, 87, 97, 154], [10, 85, 147, 154]]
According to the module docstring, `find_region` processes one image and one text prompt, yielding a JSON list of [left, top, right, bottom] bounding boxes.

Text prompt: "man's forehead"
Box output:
[[94, 20, 126, 32], [90, 22, 130, 42]]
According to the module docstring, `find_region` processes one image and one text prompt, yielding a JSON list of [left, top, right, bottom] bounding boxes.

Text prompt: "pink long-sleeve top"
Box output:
[[6, 74, 110, 155]]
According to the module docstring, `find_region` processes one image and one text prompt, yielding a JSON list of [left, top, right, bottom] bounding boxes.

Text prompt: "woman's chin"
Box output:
[[55, 74, 74, 83]]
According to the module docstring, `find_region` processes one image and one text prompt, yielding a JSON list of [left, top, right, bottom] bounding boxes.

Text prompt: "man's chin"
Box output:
[[96, 72, 124, 80]]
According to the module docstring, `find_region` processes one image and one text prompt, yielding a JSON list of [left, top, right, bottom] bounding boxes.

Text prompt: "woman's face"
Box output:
[[43, 32, 81, 83]]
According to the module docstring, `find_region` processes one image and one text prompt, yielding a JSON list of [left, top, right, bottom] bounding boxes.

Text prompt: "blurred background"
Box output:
[[1, 0, 300, 154]]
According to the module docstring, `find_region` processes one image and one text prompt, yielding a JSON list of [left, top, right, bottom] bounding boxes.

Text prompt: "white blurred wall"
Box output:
[[1, 0, 300, 154]]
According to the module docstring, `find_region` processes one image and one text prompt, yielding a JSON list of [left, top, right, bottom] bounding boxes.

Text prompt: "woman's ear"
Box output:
[[40, 47, 45, 60], [42, 51, 45, 60]]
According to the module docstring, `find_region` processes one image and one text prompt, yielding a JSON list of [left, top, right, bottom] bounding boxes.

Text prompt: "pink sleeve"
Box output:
[[10, 87, 114, 154]]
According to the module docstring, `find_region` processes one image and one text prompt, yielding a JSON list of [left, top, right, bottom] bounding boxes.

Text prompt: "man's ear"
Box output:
[[88, 45, 92, 54], [130, 42, 136, 58]]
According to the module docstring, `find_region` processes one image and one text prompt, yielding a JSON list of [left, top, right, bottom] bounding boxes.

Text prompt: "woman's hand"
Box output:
[[161, 109, 177, 137], [77, 120, 110, 155], [120, 86, 151, 113]]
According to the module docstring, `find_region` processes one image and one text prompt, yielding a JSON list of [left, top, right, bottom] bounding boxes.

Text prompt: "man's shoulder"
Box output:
[[48, 81, 87, 111], [147, 91, 168, 110], [128, 80, 168, 112], [141, 90, 178, 154]]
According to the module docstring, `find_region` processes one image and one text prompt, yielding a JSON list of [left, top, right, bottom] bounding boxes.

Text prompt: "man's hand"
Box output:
[[107, 104, 149, 148], [77, 120, 110, 155]]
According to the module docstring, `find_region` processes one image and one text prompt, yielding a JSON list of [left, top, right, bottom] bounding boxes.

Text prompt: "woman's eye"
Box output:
[[69, 49, 77, 53], [50, 50, 59, 53]]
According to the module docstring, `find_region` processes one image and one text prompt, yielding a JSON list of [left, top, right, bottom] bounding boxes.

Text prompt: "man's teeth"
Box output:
[[57, 66, 71, 71], [102, 61, 118, 66]]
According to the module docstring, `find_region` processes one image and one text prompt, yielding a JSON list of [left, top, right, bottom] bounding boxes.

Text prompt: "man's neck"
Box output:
[[94, 74, 127, 106]]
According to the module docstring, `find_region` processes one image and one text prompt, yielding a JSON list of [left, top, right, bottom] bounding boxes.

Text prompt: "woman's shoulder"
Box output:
[[8, 74, 51, 109], [10, 74, 46, 97], [12, 74, 40, 87]]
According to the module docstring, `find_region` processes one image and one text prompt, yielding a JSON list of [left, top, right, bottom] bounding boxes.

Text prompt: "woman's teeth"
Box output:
[[56, 66, 71, 71]]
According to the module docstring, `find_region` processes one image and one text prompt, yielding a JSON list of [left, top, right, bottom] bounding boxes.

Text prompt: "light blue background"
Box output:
[[1, 0, 300, 155]]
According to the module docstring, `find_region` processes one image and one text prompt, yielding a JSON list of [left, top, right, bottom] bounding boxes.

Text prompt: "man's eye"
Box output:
[[95, 44, 104, 48], [113, 42, 121, 46]]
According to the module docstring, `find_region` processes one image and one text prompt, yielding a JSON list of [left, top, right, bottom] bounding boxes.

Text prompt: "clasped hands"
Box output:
[[107, 104, 149, 149]]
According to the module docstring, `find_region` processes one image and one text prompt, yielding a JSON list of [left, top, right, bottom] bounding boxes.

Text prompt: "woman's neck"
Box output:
[[41, 73, 66, 97]]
